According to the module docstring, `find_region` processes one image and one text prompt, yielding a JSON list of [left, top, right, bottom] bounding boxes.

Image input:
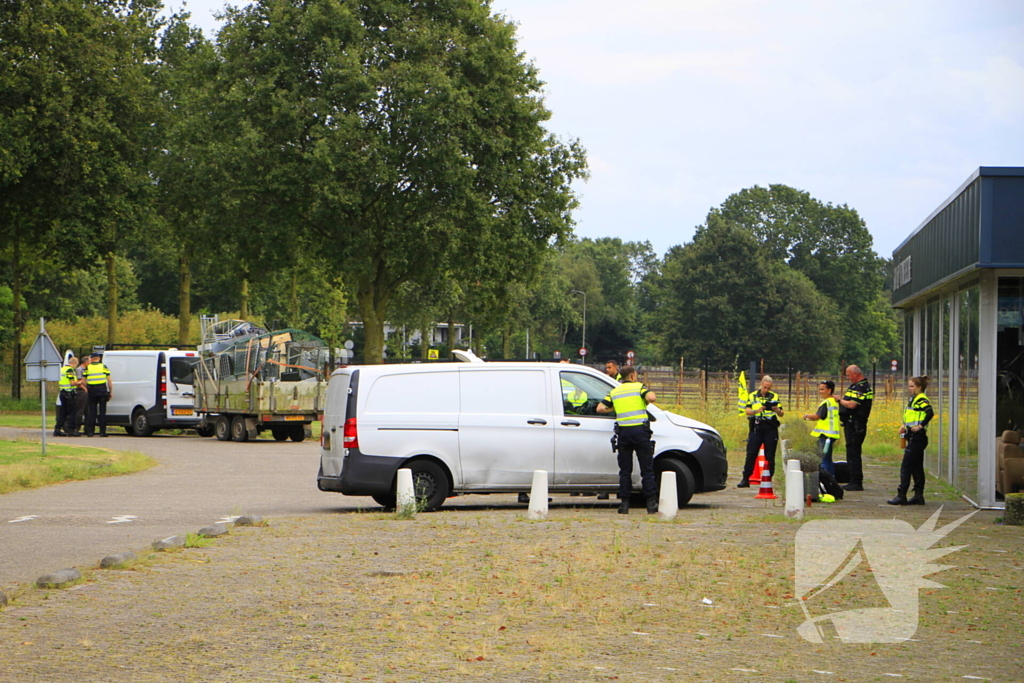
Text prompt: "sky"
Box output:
[[164, 0, 1024, 260]]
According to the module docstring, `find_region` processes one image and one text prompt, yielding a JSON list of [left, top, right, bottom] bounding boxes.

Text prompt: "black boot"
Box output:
[[906, 490, 926, 505], [618, 499, 630, 515], [646, 496, 659, 514], [887, 487, 908, 506], [53, 430, 65, 437]]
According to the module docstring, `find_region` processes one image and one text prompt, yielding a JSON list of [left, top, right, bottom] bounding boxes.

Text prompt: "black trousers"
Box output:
[[73, 391, 88, 433], [899, 430, 928, 493], [742, 424, 779, 481], [55, 391, 79, 434], [844, 420, 868, 486], [85, 393, 109, 435], [617, 425, 656, 500]]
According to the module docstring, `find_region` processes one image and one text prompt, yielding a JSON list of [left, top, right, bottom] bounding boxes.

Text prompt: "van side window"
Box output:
[[559, 372, 614, 418]]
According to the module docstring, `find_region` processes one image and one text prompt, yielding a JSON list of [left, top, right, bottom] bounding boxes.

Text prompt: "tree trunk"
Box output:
[[420, 327, 429, 360], [357, 286, 387, 365], [447, 310, 455, 352], [11, 228, 23, 399], [240, 277, 250, 320], [502, 327, 511, 359], [289, 270, 299, 327], [105, 252, 117, 347], [178, 253, 192, 346]]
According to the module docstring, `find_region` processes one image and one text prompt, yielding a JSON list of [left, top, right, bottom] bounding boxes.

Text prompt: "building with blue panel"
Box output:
[[892, 167, 1024, 508]]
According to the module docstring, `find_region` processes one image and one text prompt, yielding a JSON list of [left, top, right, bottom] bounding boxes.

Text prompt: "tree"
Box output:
[[214, 0, 586, 363], [710, 184, 892, 363], [656, 217, 841, 369], [0, 0, 162, 395]]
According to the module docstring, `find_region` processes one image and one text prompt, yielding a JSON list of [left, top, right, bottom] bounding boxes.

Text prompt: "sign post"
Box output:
[[24, 318, 63, 455]]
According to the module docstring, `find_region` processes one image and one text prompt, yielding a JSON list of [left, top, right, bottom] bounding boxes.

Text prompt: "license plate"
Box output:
[[284, 415, 304, 421], [172, 408, 194, 416]]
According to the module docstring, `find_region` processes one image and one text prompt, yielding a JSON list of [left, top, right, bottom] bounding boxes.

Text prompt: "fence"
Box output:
[[636, 366, 902, 412]]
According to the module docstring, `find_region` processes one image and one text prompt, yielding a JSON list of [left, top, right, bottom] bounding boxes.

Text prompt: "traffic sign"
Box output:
[[891, 359, 898, 372], [626, 350, 635, 359], [427, 349, 439, 360], [24, 319, 62, 383], [579, 348, 587, 357]]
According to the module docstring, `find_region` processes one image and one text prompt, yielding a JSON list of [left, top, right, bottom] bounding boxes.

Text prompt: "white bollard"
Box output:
[[658, 470, 678, 520], [784, 459, 804, 520], [527, 470, 548, 520], [396, 468, 415, 515]]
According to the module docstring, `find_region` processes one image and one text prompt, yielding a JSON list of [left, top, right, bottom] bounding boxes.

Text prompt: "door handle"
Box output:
[[560, 419, 580, 427], [527, 418, 548, 425]]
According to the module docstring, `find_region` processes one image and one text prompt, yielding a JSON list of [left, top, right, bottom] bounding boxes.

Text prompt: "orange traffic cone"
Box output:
[[755, 463, 777, 500], [748, 445, 767, 486]]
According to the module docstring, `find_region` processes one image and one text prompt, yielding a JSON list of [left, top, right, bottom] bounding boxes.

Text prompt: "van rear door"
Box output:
[[165, 353, 198, 421], [458, 367, 554, 488]]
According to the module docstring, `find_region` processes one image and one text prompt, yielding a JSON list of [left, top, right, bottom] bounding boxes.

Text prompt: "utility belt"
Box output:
[[611, 421, 652, 452], [60, 388, 82, 395]]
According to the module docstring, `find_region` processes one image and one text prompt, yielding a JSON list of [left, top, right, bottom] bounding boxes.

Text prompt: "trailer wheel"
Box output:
[[289, 424, 307, 442], [231, 416, 249, 442], [271, 428, 288, 441], [196, 424, 215, 438], [215, 416, 231, 441]]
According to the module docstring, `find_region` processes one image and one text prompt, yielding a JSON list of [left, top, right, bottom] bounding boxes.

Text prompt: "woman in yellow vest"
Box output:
[[888, 375, 933, 506], [802, 381, 840, 475]]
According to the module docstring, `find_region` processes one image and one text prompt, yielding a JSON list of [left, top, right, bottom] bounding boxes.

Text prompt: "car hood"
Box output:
[[652, 406, 717, 434]]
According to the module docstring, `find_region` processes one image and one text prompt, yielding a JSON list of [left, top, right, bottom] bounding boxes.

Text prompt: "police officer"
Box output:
[[889, 375, 933, 506], [604, 360, 622, 382], [84, 352, 113, 437], [802, 381, 840, 475], [839, 365, 873, 491], [596, 365, 658, 514], [54, 357, 80, 436], [737, 375, 784, 487]]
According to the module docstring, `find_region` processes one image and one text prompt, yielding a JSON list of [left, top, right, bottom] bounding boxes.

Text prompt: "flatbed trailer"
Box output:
[[193, 326, 328, 442]]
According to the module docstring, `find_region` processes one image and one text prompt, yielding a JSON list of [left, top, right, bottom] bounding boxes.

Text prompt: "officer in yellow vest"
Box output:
[[738, 375, 784, 487], [54, 357, 80, 437], [84, 352, 113, 437], [597, 364, 658, 514], [889, 375, 933, 506], [802, 381, 840, 475], [604, 360, 623, 382]]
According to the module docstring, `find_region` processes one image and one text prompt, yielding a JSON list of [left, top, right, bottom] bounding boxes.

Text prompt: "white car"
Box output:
[[317, 359, 728, 510]]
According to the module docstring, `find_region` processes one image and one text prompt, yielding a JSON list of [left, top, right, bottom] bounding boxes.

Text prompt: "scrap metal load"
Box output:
[[194, 317, 328, 442]]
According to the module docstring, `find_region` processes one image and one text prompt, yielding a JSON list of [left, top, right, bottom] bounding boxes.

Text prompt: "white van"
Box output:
[[317, 361, 728, 510], [102, 350, 202, 436]]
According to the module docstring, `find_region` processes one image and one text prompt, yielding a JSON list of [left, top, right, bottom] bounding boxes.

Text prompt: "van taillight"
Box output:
[[319, 413, 326, 448], [159, 376, 166, 408], [343, 418, 358, 449]]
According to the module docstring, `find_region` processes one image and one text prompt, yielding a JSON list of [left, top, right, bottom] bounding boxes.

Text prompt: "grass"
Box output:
[[0, 440, 157, 494]]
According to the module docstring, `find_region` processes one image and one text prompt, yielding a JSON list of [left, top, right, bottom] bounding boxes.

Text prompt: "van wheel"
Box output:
[[231, 416, 249, 442], [215, 416, 231, 441], [271, 428, 288, 441], [132, 409, 153, 437], [408, 460, 450, 512], [654, 457, 696, 507], [372, 494, 396, 510]]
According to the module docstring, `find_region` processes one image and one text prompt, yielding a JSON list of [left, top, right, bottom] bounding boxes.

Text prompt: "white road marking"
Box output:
[[8, 515, 39, 523], [106, 515, 138, 524]]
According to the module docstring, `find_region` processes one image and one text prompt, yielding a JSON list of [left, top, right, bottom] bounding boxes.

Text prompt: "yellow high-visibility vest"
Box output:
[[810, 397, 840, 438], [607, 381, 649, 427], [903, 393, 931, 429], [85, 362, 110, 385]]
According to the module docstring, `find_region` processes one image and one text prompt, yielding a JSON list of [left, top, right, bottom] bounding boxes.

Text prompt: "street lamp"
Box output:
[[570, 289, 587, 358]]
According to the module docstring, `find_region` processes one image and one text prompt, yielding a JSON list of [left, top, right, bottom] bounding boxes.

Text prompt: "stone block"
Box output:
[[153, 535, 186, 550], [100, 551, 137, 569], [36, 568, 82, 589]]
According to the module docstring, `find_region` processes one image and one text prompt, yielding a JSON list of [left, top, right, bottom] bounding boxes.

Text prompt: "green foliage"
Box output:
[[656, 217, 842, 369]]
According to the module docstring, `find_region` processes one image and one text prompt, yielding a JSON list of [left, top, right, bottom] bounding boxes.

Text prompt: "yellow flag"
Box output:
[[737, 371, 748, 416]]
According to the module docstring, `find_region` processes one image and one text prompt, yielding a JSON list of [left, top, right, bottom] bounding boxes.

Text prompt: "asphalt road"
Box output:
[[0, 427, 374, 590]]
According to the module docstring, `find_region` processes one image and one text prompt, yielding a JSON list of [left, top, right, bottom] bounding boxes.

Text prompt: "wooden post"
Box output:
[[677, 357, 684, 408]]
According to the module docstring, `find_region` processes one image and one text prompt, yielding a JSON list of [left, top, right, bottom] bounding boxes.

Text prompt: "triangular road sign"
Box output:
[[24, 331, 62, 365]]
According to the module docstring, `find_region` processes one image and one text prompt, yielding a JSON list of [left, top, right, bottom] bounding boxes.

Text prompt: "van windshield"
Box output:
[[169, 357, 195, 386]]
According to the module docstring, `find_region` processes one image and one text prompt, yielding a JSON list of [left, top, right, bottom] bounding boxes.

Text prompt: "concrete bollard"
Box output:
[[396, 468, 415, 515], [785, 459, 804, 520], [658, 470, 678, 521], [527, 470, 548, 520]]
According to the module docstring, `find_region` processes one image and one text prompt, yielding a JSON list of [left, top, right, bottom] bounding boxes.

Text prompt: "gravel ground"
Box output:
[[0, 484, 1021, 683]]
